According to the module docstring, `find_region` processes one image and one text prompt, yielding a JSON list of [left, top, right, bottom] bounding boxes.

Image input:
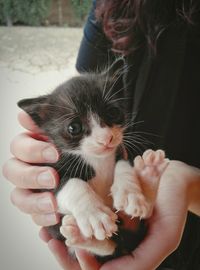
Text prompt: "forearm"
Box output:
[[165, 160, 200, 216], [187, 165, 200, 216]]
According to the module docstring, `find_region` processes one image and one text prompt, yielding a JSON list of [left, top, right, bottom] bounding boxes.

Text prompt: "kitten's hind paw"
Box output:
[[134, 149, 169, 182], [134, 149, 169, 216]]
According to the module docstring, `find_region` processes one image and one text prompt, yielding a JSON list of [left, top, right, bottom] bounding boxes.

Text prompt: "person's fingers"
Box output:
[[100, 255, 135, 270], [32, 213, 60, 226], [3, 158, 58, 189], [101, 217, 181, 270], [10, 132, 59, 163], [10, 188, 57, 215], [75, 248, 101, 270], [48, 239, 81, 270], [39, 227, 52, 243], [102, 176, 188, 270], [18, 110, 42, 133]]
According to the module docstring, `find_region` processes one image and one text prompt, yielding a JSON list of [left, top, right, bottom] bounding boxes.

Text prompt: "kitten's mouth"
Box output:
[[97, 145, 118, 155], [103, 145, 115, 151], [85, 145, 117, 157]]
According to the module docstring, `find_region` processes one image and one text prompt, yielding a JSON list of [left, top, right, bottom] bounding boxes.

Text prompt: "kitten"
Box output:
[[18, 59, 168, 260]]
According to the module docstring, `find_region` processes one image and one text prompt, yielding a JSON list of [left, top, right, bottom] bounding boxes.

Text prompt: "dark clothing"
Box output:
[[76, 1, 200, 269]]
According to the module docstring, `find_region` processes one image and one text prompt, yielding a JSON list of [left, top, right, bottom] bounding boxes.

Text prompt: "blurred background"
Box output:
[[0, 0, 91, 27], [0, 1, 92, 269]]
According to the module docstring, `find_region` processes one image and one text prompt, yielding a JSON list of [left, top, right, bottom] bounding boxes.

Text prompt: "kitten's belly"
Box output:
[[89, 174, 114, 208]]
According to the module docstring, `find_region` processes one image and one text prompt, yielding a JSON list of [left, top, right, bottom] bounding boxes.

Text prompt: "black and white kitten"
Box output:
[[18, 59, 167, 260]]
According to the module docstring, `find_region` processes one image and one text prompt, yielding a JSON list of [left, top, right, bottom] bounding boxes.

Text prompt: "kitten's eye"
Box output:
[[67, 120, 83, 136]]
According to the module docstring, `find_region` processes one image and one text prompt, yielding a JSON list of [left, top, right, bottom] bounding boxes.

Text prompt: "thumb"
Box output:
[[75, 248, 102, 270]]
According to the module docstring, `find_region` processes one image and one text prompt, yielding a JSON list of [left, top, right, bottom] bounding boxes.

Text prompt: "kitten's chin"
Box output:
[[83, 146, 117, 158]]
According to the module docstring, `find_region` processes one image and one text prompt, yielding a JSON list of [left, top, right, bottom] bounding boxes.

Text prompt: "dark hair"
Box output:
[[96, 0, 199, 55]]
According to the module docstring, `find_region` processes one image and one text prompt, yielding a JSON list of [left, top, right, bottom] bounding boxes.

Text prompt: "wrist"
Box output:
[[171, 160, 200, 216], [186, 165, 200, 215]]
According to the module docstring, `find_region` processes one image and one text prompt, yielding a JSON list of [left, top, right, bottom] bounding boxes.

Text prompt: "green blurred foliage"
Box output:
[[0, 0, 52, 26], [70, 0, 92, 21]]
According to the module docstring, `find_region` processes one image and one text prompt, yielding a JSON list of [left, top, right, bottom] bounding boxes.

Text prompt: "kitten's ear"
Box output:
[[17, 95, 49, 127], [106, 57, 125, 77], [102, 57, 126, 100]]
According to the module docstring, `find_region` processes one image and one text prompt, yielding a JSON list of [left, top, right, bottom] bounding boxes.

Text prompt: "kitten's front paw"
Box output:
[[60, 214, 117, 256], [111, 184, 150, 219], [74, 202, 118, 241]]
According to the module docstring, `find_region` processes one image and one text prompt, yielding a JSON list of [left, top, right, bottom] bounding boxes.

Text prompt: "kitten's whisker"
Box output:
[[108, 97, 130, 103], [106, 85, 125, 103], [56, 154, 76, 174], [104, 71, 124, 102], [123, 120, 145, 130], [123, 140, 143, 154], [73, 156, 83, 179]]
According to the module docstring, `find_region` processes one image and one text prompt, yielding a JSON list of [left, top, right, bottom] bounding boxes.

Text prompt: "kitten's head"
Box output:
[[18, 59, 127, 159]]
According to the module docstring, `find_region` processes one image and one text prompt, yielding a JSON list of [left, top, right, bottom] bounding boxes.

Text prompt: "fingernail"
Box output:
[[38, 197, 54, 213], [37, 171, 55, 188], [45, 213, 58, 225], [42, 147, 58, 162]]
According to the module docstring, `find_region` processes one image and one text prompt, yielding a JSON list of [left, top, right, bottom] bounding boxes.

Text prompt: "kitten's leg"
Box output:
[[134, 149, 169, 216], [60, 214, 116, 256], [111, 150, 169, 219], [56, 178, 118, 241], [111, 160, 150, 219]]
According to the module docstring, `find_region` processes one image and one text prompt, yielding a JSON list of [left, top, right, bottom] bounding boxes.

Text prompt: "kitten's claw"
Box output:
[[111, 182, 150, 219], [74, 203, 118, 241], [134, 149, 169, 179]]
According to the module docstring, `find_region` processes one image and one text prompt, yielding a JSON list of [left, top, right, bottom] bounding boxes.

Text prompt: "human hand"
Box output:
[[3, 110, 60, 226], [39, 227, 101, 270], [3, 110, 101, 270], [40, 160, 193, 270], [98, 160, 194, 270]]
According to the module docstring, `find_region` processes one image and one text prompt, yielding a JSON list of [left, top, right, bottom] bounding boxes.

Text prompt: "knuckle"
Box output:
[[32, 214, 42, 226], [10, 189, 18, 206], [25, 139, 38, 157], [10, 134, 25, 156], [23, 166, 39, 188], [2, 160, 10, 179], [10, 136, 18, 156]]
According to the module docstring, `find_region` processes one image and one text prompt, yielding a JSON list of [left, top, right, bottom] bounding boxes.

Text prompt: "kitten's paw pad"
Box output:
[[112, 188, 150, 219], [134, 149, 169, 179], [60, 215, 85, 246], [74, 206, 118, 241]]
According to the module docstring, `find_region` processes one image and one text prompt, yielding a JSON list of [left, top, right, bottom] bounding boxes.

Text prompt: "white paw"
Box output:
[[73, 201, 118, 241], [60, 215, 85, 246], [133, 149, 169, 216], [134, 149, 169, 180], [111, 185, 150, 219], [60, 215, 117, 256]]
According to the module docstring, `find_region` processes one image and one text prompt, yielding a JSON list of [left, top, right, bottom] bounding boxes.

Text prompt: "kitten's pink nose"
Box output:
[[97, 133, 113, 147]]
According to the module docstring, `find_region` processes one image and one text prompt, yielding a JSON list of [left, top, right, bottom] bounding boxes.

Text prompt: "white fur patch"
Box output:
[[56, 178, 117, 241], [111, 160, 151, 219]]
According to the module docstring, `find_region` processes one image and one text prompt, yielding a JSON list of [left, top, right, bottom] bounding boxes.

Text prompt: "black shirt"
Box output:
[[76, 1, 200, 269]]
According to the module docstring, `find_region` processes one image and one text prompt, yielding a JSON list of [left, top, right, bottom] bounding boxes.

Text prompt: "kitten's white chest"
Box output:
[[87, 155, 115, 207]]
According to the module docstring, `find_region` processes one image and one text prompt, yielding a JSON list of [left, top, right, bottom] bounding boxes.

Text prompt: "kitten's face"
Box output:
[[68, 112, 124, 158], [18, 60, 126, 159]]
